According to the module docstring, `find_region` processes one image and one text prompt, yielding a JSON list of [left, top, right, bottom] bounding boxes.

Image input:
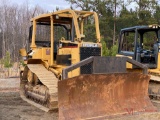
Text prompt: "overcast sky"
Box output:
[[9, 0, 138, 12], [10, 0, 71, 11]]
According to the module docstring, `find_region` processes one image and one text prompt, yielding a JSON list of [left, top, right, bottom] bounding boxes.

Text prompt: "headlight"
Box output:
[[23, 56, 27, 60]]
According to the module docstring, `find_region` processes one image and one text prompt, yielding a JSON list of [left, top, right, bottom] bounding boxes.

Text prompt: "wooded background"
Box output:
[[0, 0, 160, 63]]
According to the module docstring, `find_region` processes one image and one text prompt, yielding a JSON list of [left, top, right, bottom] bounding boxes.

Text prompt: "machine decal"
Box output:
[[82, 43, 98, 47], [46, 49, 50, 55]]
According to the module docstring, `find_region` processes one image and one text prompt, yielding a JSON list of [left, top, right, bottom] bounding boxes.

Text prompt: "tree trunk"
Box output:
[[113, 0, 116, 45]]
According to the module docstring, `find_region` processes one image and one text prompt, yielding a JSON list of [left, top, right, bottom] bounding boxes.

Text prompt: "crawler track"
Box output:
[[149, 75, 160, 101], [20, 64, 58, 110]]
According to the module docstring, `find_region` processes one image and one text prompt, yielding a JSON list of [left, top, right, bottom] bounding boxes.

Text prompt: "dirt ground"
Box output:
[[0, 78, 58, 120], [1, 78, 160, 120]]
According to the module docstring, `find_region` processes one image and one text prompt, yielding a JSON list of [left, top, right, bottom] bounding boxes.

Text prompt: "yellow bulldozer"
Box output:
[[117, 24, 160, 101], [19, 9, 156, 119]]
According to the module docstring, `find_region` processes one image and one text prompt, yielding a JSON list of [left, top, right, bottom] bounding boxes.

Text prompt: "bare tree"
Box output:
[[0, 0, 45, 62]]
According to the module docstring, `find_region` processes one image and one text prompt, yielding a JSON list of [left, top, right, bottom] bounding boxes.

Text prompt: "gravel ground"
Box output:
[[1, 78, 160, 120]]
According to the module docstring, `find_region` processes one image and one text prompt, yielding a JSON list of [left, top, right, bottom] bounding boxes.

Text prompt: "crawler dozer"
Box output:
[[19, 9, 156, 119], [117, 24, 160, 101], [19, 9, 101, 110]]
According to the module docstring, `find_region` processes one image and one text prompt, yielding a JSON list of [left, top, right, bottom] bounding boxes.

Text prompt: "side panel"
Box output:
[[58, 47, 80, 78], [32, 48, 51, 64]]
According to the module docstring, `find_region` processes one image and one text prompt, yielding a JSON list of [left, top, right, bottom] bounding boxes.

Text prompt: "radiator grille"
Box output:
[[80, 47, 101, 74]]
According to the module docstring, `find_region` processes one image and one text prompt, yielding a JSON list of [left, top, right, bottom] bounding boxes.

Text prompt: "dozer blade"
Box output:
[[58, 73, 157, 120]]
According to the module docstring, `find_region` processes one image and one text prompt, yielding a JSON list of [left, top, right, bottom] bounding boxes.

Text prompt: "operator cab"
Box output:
[[118, 24, 160, 69], [28, 23, 71, 60], [27, 9, 101, 67], [29, 23, 70, 47]]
